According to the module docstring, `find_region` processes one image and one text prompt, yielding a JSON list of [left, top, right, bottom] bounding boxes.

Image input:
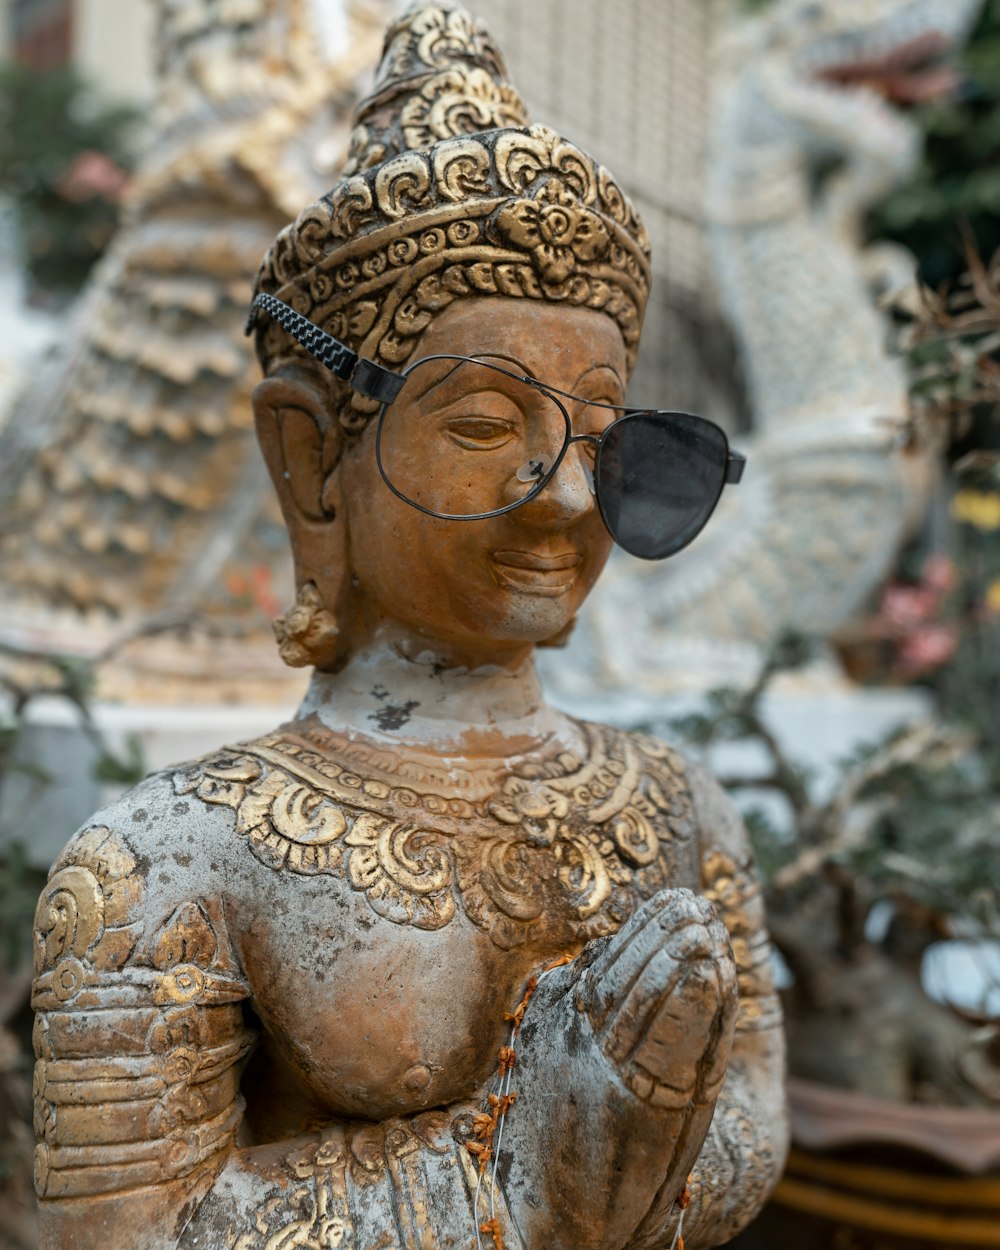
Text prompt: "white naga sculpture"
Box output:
[[546, 0, 984, 698]]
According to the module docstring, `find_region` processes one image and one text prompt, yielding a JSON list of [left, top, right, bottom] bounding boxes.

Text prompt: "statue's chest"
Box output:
[[173, 722, 700, 953], [172, 724, 699, 1122]]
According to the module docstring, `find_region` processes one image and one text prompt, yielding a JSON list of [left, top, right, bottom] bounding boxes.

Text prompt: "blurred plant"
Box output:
[[0, 639, 149, 972], [672, 633, 997, 930], [896, 241, 1000, 452], [670, 631, 1000, 1104], [863, 242, 1000, 740], [0, 839, 36, 975], [870, 0, 1000, 284], [0, 62, 140, 297]]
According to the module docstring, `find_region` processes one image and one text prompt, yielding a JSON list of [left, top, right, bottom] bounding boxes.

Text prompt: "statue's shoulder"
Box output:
[[43, 767, 228, 903], [35, 739, 285, 982], [594, 720, 756, 872], [34, 769, 252, 1011]]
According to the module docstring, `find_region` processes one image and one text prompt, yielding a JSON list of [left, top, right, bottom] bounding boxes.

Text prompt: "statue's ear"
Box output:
[[252, 373, 350, 669]]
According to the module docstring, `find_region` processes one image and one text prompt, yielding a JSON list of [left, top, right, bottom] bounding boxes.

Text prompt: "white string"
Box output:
[[669, 1204, 687, 1250], [472, 960, 568, 1250]]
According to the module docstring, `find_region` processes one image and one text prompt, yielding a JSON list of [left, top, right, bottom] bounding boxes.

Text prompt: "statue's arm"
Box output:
[[31, 814, 520, 1250], [629, 765, 789, 1250]]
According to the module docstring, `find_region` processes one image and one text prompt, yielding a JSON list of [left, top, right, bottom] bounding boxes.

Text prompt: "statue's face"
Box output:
[[341, 298, 628, 657]]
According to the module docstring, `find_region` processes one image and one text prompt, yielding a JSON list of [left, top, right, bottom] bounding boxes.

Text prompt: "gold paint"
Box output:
[[702, 849, 782, 1034], [173, 719, 693, 948], [32, 829, 253, 1199]]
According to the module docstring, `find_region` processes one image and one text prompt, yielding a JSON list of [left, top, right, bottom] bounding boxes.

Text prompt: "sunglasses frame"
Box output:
[[247, 292, 746, 559]]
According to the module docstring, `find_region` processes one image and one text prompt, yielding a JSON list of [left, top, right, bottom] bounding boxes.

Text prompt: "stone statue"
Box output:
[[0, 0, 390, 706], [542, 0, 985, 699], [31, 6, 787, 1248]]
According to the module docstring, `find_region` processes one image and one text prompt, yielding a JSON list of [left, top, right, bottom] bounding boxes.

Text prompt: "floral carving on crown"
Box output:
[[497, 178, 612, 285], [401, 68, 527, 154], [383, 2, 508, 83]]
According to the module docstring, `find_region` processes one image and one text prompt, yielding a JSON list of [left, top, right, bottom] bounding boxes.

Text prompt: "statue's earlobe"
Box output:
[[252, 374, 351, 670]]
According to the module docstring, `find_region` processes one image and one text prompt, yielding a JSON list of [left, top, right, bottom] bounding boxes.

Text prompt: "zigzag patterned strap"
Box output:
[[246, 292, 357, 380], [247, 293, 407, 405]]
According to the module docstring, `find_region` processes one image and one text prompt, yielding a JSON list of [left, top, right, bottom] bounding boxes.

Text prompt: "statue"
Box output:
[[31, 6, 787, 1248], [541, 0, 985, 701], [0, 0, 391, 706]]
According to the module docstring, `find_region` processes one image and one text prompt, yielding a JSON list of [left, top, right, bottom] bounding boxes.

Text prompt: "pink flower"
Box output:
[[57, 150, 128, 203], [898, 625, 958, 676], [921, 554, 957, 596], [880, 584, 937, 629]]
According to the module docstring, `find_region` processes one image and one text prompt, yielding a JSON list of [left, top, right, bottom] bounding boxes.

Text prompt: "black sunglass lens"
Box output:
[[597, 413, 729, 559]]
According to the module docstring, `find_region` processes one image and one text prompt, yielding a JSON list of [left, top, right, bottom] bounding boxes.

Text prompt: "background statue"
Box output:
[[0, 0, 389, 705], [31, 5, 787, 1248], [538, 0, 985, 701]]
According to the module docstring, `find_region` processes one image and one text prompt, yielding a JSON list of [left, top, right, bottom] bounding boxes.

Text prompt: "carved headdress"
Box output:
[[252, 0, 651, 430]]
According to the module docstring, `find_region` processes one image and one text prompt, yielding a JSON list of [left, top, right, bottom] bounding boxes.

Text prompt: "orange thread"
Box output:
[[671, 1172, 693, 1250], [467, 952, 576, 1246], [479, 1217, 506, 1250]]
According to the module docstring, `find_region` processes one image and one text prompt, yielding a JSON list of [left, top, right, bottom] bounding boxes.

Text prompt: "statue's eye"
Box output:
[[575, 400, 618, 441], [444, 417, 517, 450]]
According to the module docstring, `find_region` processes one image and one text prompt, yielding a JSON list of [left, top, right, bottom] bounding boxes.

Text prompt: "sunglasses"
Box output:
[[247, 293, 745, 560]]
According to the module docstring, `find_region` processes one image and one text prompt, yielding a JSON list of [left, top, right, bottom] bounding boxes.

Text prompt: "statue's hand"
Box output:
[[576, 887, 737, 1111], [500, 890, 737, 1250]]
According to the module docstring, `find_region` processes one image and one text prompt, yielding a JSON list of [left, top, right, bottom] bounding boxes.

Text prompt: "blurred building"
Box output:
[[0, 0, 154, 96]]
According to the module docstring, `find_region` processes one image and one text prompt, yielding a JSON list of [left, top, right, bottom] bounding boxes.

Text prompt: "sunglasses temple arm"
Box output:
[[245, 293, 406, 405], [725, 452, 746, 485]]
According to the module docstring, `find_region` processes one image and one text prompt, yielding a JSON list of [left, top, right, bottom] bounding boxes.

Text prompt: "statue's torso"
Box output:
[[170, 716, 703, 1136]]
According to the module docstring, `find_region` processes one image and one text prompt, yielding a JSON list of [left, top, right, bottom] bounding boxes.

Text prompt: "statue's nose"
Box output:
[[510, 444, 597, 526]]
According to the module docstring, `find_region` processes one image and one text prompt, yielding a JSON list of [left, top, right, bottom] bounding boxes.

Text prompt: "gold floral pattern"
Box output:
[[702, 850, 782, 1034], [32, 827, 144, 993], [174, 751, 347, 875], [171, 722, 696, 950], [487, 776, 570, 844], [401, 68, 526, 154], [344, 812, 455, 930]]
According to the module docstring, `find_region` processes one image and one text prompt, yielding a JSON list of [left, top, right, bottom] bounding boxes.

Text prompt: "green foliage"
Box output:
[[93, 734, 146, 787], [0, 62, 140, 295], [845, 748, 998, 928], [870, 0, 1000, 283], [670, 632, 1000, 943], [0, 839, 43, 972]]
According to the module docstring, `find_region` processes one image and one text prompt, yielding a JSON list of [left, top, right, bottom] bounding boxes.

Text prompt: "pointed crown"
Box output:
[[253, 1, 651, 429]]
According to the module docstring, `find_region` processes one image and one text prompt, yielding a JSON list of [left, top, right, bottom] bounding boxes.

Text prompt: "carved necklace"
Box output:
[[172, 719, 697, 951]]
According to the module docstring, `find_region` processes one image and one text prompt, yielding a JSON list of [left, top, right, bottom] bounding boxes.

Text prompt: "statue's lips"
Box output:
[[490, 550, 582, 595]]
